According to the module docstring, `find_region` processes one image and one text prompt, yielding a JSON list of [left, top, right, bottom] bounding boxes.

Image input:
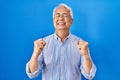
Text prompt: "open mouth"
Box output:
[[57, 22, 66, 25]]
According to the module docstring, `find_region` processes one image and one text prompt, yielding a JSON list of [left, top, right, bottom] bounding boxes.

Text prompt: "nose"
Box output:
[[58, 15, 64, 21]]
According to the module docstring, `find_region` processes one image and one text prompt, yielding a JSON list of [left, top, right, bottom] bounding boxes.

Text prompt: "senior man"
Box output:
[[26, 3, 96, 80]]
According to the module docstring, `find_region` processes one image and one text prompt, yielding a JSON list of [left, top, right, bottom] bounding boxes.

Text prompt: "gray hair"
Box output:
[[53, 3, 73, 19]]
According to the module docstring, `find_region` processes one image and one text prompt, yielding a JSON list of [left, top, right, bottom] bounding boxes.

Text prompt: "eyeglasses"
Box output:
[[54, 13, 70, 18]]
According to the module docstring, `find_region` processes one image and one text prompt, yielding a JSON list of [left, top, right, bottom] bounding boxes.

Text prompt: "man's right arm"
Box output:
[[26, 39, 46, 78]]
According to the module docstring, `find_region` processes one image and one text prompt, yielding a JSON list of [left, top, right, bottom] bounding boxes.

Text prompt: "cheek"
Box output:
[[66, 18, 72, 23], [66, 20, 72, 26]]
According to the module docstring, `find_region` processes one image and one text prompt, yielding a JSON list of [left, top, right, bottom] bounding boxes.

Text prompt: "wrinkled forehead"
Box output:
[[55, 6, 70, 14]]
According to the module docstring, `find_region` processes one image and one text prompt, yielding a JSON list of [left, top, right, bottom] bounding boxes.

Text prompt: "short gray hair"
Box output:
[[53, 3, 73, 19]]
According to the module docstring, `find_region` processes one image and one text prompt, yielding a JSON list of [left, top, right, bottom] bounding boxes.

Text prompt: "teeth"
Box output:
[[58, 22, 65, 25], [59, 23, 65, 25]]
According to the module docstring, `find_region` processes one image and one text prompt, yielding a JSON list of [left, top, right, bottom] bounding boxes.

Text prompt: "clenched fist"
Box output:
[[33, 39, 46, 56], [77, 40, 89, 56], [77, 40, 92, 74], [29, 39, 46, 73]]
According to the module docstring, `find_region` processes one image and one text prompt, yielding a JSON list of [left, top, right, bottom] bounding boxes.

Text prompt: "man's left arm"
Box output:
[[78, 40, 96, 79]]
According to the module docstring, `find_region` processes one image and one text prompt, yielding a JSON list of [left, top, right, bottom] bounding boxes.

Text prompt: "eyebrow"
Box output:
[[55, 13, 69, 14]]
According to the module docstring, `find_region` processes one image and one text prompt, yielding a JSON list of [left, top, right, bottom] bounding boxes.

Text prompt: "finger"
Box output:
[[78, 44, 82, 49], [39, 44, 44, 49], [78, 46, 82, 50], [77, 41, 81, 45], [77, 41, 79, 45], [39, 40, 46, 46], [39, 41, 46, 46], [35, 39, 46, 47], [37, 38, 44, 42], [34, 39, 43, 43], [42, 41, 46, 45], [38, 38, 43, 41], [78, 44, 86, 49], [78, 40, 84, 44], [81, 40, 88, 45], [77, 41, 83, 46]]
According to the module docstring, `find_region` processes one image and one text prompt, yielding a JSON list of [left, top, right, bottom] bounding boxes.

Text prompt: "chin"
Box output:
[[56, 26, 66, 29], [57, 25, 66, 27]]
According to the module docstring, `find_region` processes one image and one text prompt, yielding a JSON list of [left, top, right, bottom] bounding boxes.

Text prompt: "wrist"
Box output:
[[31, 51, 40, 59], [82, 54, 89, 59], [33, 49, 42, 55]]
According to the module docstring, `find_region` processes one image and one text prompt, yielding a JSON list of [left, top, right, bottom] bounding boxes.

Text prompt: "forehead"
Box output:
[[55, 6, 70, 13]]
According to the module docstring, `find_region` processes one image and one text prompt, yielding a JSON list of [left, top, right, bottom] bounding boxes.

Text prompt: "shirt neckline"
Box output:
[[53, 32, 71, 42]]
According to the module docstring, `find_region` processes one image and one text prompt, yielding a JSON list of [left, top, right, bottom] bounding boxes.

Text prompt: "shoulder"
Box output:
[[42, 34, 55, 43], [70, 34, 83, 41], [43, 34, 54, 40], [35, 34, 54, 42]]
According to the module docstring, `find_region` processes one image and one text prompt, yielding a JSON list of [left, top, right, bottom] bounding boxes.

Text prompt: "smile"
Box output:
[[57, 22, 66, 25]]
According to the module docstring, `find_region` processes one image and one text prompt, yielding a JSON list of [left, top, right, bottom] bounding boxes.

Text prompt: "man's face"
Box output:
[[53, 6, 73, 31]]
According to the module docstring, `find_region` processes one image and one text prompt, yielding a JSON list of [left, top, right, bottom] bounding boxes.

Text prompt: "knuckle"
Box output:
[[85, 42, 88, 45], [34, 41, 37, 44]]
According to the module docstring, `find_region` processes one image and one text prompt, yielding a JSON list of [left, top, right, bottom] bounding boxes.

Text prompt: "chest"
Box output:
[[43, 40, 81, 67]]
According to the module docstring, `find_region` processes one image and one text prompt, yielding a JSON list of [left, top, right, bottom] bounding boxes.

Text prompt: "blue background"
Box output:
[[0, 0, 120, 80]]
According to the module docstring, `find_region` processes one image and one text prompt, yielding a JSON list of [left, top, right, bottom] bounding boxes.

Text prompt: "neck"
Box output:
[[56, 30, 69, 42]]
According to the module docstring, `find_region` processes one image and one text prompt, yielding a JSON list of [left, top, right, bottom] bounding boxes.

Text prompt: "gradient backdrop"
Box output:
[[0, 0, 120, 80]]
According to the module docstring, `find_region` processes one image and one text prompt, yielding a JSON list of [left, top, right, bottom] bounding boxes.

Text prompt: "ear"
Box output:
[[70, 19, 73, 24]]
